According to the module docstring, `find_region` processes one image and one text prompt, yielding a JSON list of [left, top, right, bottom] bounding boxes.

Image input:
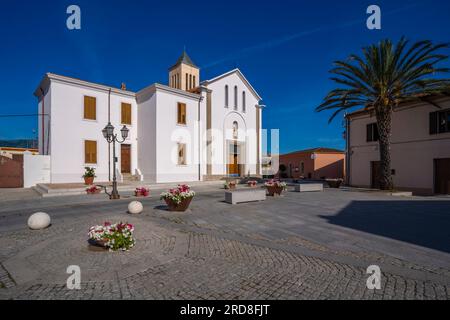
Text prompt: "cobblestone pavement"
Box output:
[[0, 187, 449, 300]]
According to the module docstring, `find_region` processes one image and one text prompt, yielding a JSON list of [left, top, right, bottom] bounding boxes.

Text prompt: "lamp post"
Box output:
[[102, 122, 129, 199]]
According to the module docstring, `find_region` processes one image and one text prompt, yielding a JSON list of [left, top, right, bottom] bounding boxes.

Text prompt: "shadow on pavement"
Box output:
[[320, 200, 450, 253]]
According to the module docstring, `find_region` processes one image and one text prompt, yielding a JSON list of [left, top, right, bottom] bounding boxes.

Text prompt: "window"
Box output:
[[430, 109, 450, 134], [366, 123, 379, 142], [84, 140, 97, 164], [193, 76, 196, 88], [232, 121, 238, 139], [185, 73, 189, 90], [242, 91, 246, 112], [225, 85, 229, 107], [178, 143, 186, 165], [177, 102, 187, 124], [234, 86, 238, 110], [189, 74, 192, 89], [121, 103, 132, 125], [84, 96, 96, 120], [301, 162, 305, 174]]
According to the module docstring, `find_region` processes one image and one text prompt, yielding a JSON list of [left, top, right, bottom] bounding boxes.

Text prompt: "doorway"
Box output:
[[435, 158, 450, 195], [371, 161, 381, 189], [121, 144, 131, 174], [227, 142, 241, 176]]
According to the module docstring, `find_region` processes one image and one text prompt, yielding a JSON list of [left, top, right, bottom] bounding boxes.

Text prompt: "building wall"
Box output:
[[137, 91, 157, 182], [47, 80, 138, 183], [279, 152, 345, 179], [206, 72, 260, 176], [348, 98, 450, 194], [154, 88, 203, 183]]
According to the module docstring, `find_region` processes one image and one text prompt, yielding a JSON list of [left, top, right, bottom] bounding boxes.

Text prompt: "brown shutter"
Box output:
[[84, 96, 96, 120], [177, 103, 186, 124], [366, 124, 373, 142], [85, 140, 97, 164], [121, 103, 131, 125], [430, 111, 438, 135]]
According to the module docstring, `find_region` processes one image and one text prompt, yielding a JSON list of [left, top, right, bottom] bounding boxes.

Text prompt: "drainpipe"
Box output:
[[198, 94, 204, 181], [40, 88, 45, 155], [108, 88, 111, 181], [345, 114, 351, 186]]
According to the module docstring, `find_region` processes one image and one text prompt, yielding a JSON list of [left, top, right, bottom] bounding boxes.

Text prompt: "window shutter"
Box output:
[[121, 103, 131, 125], [85, 140, 97, 164], [84, 96, 96, 120], [430, 112, 438, 135], [374, 123, 379, 141], [177, 103, 186, 124], [366, 124, 373, 142]]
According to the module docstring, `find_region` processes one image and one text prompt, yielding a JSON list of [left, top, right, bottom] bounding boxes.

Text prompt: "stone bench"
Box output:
[[294, 183, 324, 192], [225, 189, 266, 204]]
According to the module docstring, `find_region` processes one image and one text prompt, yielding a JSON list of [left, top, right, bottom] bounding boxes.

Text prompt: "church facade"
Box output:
[[34, 52, 264, 184]]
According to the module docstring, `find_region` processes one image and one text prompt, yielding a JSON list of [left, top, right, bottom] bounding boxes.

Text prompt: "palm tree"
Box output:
[[316, 38, 450, 190]]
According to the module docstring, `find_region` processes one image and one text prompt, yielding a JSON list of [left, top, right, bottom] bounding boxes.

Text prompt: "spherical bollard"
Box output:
[[128, 201, 143, 214], [28, 212, 51, 230]]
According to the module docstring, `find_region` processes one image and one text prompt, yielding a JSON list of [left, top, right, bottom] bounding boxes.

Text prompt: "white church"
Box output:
[[34, 51, 264, 184]]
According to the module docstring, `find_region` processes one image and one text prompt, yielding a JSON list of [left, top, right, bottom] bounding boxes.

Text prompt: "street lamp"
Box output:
[[102, 122, 129, 199]]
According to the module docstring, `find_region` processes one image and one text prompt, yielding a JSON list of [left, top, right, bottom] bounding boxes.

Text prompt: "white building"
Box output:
[[34, 51, 264, 184]]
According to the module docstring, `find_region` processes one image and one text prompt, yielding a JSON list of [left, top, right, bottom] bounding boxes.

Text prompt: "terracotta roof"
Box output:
[[282, 147, 344, 156]]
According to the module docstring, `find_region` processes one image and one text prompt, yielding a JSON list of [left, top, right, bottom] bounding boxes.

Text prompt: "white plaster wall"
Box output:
[[23, 153, 51, 187], [48, 80, 138, 183], [206, 72, 260, 176], [137, 92, 157, 182], [38, 87, 52, 155], [155, 89, 202, 183], [349, 98, 450, 193]]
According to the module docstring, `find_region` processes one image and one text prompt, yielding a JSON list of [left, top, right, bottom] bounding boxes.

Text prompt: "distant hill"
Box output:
[[0, 139, 38, 149]]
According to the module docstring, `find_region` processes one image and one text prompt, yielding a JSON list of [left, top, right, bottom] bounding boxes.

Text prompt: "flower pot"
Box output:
[[88, 238, 108, 251], [86, 189, 101, 195], [164, 197, 193, 212], [84, 176, 94, 185], [326, 180, 342, 188], [266, 185, 284, 196], [229, 184, 236, 190]]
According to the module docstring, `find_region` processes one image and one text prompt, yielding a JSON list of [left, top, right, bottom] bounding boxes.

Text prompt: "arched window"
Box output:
[[225, 85, 229, 107], [234, 86, 238, 110], [242, 91, 246, 112], [232, 121, 238, 139]]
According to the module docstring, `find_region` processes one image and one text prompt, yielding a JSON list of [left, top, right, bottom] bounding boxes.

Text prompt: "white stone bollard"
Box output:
[[28, 212, 51, 230], [128, 201, 143, 214]]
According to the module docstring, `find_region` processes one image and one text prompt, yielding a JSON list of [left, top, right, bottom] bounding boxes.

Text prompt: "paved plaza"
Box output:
[[0, 185, 449, 300]]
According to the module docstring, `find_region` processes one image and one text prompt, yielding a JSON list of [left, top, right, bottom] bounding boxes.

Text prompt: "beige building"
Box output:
[[346, 96, 450, 195]]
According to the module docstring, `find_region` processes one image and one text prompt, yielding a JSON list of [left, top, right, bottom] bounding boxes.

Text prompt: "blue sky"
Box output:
[[0, 0, 449, 153]]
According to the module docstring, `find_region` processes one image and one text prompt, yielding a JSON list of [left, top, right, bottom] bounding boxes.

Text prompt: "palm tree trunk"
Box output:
[[375, 108, 394, 190]]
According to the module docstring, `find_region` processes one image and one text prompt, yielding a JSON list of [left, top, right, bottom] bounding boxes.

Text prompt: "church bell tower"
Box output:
[[169, 50, 200, 91]]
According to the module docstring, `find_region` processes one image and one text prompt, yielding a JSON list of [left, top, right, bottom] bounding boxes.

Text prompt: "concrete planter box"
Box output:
[[225, 189, 266, 204], [294, 184, 324, 192]]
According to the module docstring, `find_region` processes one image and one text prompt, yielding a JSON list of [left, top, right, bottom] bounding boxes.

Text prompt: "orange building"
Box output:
[[278, 148, 345, 180]]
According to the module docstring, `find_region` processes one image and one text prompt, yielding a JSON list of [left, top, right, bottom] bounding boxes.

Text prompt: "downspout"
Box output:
[[198, 94, 204, 181], [40, 88, 45, 155], [108, 88, 111, 181], [345, 114, 351, 186]]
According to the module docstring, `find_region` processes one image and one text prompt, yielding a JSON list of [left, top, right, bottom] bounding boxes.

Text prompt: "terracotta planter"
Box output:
[[84, 176, 94, 185], [86, 189, 101, 195], [135, 191, 149, 197], [88, 238, 108, 251], [266, 185, 285, 196], [164, 197, 193, 212], [229, 184, 237, 190], [326, 180, 342, 188]]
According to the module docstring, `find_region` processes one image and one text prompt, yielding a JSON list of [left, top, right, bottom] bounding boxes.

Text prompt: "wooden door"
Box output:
[[371, 161, 381, 189], [121, 144, 131, 174], [435, 158, 450, 195]]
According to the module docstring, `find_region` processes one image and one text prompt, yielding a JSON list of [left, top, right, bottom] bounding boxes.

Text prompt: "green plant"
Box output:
[[317, 37, 450, 190], [82, 167, 96, 178]]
